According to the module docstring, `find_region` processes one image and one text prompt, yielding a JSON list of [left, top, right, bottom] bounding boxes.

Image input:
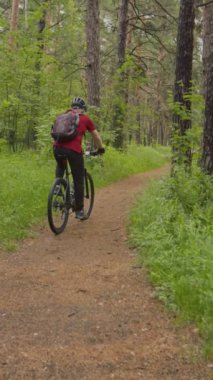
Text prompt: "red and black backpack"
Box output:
[[51, 111, 79, 142]]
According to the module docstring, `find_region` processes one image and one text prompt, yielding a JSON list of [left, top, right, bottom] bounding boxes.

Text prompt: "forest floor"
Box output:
[[0, 165, 212, 380]]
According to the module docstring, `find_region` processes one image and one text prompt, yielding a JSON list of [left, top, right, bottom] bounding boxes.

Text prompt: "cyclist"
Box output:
[[53, 97, 105, 220]]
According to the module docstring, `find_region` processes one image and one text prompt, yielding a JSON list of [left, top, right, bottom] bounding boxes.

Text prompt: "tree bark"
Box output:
[[24, 0, 28, 29], [113, 0, 129, 149], [86, 0, 100, 108], [10, 0, 20, 33], [31, 0, 48, 145], [9, 0, 20, 47], [201, 3, 213, 174], [118, 0, 129, 67], [172, 0, 195, 167], [37, 0, 48, 46]]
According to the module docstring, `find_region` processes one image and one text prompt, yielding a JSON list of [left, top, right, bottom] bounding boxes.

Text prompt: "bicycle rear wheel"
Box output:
[[84, 171, 94, 218], [47, 178, 69, 234]]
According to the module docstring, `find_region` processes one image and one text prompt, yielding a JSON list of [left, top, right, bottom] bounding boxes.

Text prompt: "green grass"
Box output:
[[87, 145, 170, 187], [0, 152, 54, 250], [128, 166, 213, 358], [0, 145, 169, 251]]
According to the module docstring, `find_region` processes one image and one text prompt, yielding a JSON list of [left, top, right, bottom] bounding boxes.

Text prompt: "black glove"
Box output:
[[97, 147, 105, 155]]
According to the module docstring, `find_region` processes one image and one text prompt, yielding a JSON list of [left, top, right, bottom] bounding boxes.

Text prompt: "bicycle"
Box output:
[[47, 150, 97, 234]]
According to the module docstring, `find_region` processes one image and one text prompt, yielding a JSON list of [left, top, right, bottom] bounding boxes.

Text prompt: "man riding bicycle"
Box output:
[[53, 97, 105, 220]]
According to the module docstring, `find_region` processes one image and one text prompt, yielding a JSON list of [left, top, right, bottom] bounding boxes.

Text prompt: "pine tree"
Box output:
[[201, 2, 213, 174], [172, 0, 195, 168], [86, 0, 100, 109]]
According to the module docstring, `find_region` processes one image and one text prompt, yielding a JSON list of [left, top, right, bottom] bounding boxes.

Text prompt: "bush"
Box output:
[[128, 166, 213, 358]]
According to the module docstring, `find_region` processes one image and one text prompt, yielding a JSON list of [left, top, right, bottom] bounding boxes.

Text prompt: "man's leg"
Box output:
[[67, 150, 84, 212], [53, 147, 67, 177]]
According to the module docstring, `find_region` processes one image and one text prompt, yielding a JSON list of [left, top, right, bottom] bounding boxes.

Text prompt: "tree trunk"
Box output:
[[118, 0, 129, 67], [201, 3, 213, 174], [113, 0, 129, 149], [10, 0, 20, 32], [9, 0, 20, 47], [172, 0, 195, 167], [24, 0, 28, 29], [86, 0, 100, 109], [30, 0, 48, 146], [37, 0, 48, 48]]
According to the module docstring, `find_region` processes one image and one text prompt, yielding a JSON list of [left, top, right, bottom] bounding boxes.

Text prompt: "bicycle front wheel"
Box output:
[[47, 178, 69, 234], [84, 171, 94, 218]]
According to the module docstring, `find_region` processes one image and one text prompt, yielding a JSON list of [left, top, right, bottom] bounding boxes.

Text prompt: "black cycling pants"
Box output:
[[53, 146, 84, 211]]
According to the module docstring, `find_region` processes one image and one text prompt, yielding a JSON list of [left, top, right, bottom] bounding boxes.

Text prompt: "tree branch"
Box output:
[[197, 0, 213, 7], [47, 15, 70, 30], [129, 23, 175, 54], [152, 0, 178, 22]]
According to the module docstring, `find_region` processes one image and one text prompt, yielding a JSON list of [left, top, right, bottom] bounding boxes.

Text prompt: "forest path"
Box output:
[[0, 165, 211, 380]]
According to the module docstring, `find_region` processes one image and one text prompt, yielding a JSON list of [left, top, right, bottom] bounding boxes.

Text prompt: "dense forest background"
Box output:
[[0, 0, 208, 154]]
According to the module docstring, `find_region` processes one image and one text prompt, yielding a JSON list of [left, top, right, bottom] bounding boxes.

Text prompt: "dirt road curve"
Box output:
[[0, 166, 211, 380]]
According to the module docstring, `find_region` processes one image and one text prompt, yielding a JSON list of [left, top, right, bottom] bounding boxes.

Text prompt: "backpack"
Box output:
[[51, 111, 80, 142]]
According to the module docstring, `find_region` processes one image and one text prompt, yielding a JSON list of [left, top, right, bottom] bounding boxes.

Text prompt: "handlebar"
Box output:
[[85, 148, 105, 157]]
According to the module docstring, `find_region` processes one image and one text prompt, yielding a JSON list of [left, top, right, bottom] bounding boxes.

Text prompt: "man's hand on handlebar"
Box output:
[[97, 147, 105, 155], [85, 147, 105, 157]]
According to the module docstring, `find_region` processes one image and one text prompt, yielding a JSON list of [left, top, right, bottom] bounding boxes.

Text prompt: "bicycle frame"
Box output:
[[63, 159, 90, 203], [48, 151, 95, 234]]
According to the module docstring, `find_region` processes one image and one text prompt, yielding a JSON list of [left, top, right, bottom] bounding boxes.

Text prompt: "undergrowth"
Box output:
[[128, 165, 213, 358]]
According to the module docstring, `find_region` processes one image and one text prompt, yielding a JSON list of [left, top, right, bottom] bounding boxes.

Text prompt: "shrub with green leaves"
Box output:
[[128, 166, 213, 358]]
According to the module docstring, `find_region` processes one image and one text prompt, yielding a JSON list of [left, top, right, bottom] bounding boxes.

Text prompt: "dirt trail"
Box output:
[[0, 166, 211, 380]]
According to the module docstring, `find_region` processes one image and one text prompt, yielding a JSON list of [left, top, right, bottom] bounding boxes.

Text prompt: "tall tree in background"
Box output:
[[10, 0, 20, 33], [113, 0, 129, 149], [9, 0, 20, 47], [30, 0, 48, 145], [7, 0, 21, 150], [86, 0, 100, 109], [36, 0, 48, 71], [24, 0, 28, 29], [201, 2, 213, 174], [172, 0, 195, 167], [117, 0, 129, 67]]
